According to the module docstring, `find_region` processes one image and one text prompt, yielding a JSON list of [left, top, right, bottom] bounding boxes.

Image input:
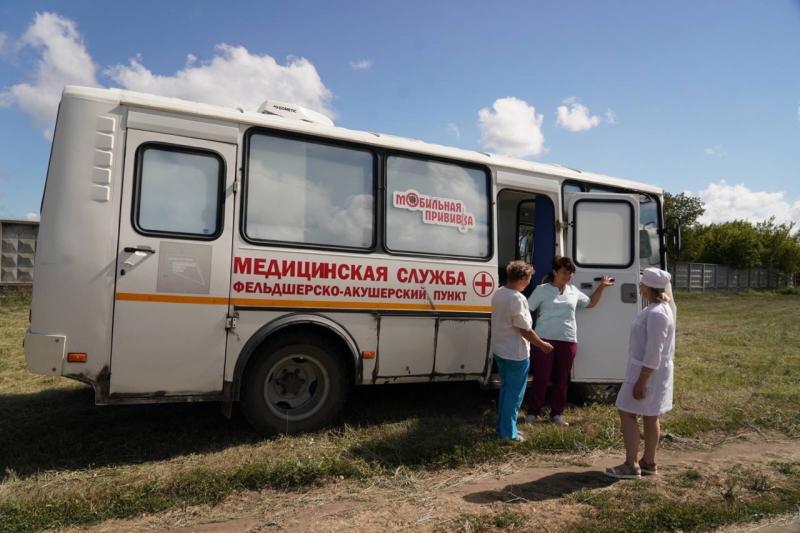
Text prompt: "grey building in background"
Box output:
[[1, 219, 38, 285]]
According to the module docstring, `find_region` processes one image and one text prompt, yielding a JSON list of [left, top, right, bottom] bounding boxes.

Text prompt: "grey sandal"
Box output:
[[605, 462, 641, 479]]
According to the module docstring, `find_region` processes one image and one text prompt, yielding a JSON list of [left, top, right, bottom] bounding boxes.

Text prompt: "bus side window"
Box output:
[[134, 144, 224, 239], [244, 132, 376, 250], [385, 156, 491, 259]]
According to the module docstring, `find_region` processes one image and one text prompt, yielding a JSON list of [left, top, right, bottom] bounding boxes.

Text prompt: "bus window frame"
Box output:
[[240, 127, 380, 253], [131, 141, 226, 242], [561, 179, 666, 268], [382, 150, 494, 262], [571, 197, 636, 269]]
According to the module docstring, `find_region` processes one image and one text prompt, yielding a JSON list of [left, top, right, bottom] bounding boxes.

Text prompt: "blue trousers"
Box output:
[[494, 354, 530, 440]]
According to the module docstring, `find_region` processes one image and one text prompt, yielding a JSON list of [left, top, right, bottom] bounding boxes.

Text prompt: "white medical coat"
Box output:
[[615, 301, 675, 416]]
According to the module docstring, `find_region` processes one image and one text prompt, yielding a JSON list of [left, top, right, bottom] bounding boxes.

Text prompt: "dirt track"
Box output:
[[71, 432, 800, 532]]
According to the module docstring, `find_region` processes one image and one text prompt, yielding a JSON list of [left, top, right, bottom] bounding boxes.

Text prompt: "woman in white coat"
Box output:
[[606, 268, 676, 479]]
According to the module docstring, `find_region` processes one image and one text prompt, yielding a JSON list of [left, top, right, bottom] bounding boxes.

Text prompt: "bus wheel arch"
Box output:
[[234, 319, 358, 435]]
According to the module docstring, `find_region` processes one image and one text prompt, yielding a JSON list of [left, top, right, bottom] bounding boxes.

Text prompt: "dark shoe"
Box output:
[[639, 459, 657, 475]]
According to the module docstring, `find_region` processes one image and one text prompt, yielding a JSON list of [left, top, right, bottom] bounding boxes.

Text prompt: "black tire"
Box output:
[[241, 339, 349, 436], [568, 383, 621, 406]]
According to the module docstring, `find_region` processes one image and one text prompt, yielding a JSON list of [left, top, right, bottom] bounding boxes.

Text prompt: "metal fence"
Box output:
[[1, 219, 38, 286], [669, 262, 796, 291]]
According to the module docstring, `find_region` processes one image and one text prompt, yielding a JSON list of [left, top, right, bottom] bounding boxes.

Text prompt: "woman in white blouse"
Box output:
[[491, 261, 554, 441], [606, 268, 676, 479]]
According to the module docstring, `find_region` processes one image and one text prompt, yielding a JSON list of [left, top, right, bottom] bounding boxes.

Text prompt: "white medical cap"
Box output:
[[642, 268, 671, 289]]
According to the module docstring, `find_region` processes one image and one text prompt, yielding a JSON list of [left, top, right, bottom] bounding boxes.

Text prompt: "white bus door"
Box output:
[[110, 130, 237, 396], [566, 193, 640, 382]]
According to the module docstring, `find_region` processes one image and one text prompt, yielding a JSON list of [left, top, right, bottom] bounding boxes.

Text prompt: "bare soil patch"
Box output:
[[67, 432, 800, 532]]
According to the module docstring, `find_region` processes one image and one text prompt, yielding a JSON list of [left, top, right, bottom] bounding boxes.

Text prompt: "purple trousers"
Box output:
[[526, 340, 578, 417]]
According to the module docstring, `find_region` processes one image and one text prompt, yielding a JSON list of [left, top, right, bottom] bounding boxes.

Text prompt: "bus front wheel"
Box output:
[[241, 340, 349, 435]]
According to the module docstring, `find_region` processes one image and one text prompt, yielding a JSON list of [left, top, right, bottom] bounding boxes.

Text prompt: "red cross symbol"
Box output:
[[472, 271, 495, 297]]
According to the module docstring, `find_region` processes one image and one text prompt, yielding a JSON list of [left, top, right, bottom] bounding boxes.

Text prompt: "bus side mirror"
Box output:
[[671, 221, 682, 252]]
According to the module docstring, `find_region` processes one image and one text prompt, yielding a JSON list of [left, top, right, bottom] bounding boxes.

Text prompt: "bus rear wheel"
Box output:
[[568, 383, 621, 405], [241, 340, 348, 435]]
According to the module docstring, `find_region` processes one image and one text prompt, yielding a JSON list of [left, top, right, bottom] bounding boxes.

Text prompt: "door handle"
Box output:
[[120, 246, 156, 276], [124, 246, 156, 254], [580, 282, 593, 289]]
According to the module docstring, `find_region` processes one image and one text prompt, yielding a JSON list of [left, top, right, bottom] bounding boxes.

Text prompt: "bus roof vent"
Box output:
[[257, 100, 334, 127]]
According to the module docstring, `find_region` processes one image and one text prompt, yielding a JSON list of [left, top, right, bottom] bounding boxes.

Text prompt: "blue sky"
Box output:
[[2, 1, 799, 226]]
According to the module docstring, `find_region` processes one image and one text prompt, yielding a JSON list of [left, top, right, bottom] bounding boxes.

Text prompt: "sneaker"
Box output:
[[524, 414, 544, 424], [605, 462, 641, 479], [498, 431, 525, 442], [639, 459, 658, 475], [551, 415, 569, 427]]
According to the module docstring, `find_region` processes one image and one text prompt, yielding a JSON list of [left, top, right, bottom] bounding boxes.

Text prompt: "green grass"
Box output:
[[570, 461, 800, 533], [676, 466, 703, 487], [668, 292, 800, 439], [770, 461, 799, 476], [440, 510, 528, 532], [1, 291, 799, 531]]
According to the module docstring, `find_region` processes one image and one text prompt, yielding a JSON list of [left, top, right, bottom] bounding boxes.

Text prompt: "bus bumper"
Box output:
[[23, 330, 65, 376]]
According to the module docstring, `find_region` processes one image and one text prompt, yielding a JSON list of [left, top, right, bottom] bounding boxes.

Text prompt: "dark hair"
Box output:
[[552, 256, 576, 274], [506, 260, 534, 283]]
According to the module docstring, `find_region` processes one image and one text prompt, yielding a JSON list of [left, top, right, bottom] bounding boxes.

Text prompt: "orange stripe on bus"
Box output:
[[115, 293, 230, 305], [232, 298, 491, 312], [115, 292, 490, 313]]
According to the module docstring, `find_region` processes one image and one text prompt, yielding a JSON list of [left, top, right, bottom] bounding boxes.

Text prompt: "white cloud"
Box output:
[[349, 59, 372, 71], [605, 109, 617, 125], [107, 45, 333, 117], [25, 212, 40, 222], [555, 97, 601, 132], [0, 32, 8, 54], [0, 12, 99, 138], [695, 180, 800, 227], [478, 97, 546, 158], [2, 13, 335, 139], [703, 145, 725, 157], [445, 123, 461, 138]]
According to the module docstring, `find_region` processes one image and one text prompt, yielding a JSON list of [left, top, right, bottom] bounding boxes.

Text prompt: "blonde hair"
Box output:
[[643, 286, 672, 304], [506, 260, 534, 283]]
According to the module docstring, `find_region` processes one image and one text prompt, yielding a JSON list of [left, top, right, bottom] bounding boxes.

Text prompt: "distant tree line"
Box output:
[[664, 192, 800, 275]]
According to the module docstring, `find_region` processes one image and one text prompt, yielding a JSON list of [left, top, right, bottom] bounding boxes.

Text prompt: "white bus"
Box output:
[[24, 86, 667, 434]]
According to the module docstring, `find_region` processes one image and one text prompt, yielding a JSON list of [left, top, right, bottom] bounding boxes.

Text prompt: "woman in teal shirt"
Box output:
[[525, 256, 613, 426]]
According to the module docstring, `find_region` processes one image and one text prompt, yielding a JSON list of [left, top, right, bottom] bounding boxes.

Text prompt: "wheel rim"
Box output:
[[264, 353, 330, 421]]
